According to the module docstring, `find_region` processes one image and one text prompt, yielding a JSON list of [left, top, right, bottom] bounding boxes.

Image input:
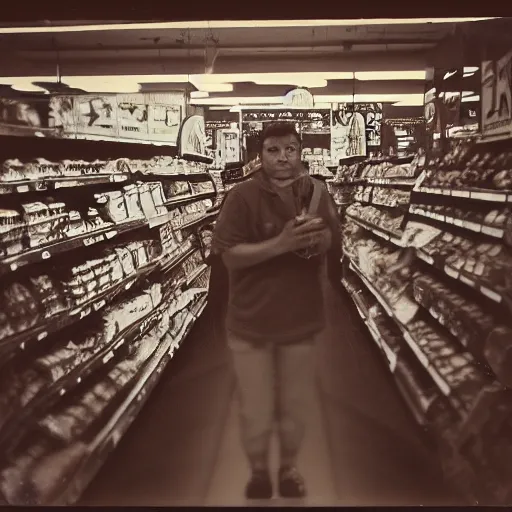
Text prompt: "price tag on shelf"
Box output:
[[37, 331, 48, 341], [482, 225, 504, 238], [112, 174, 128, 183], [471, 190, 506, 202], [105, 230, 118, 240], [10, 263, 18, 271], [442, 189, 451, 196], [79, 307, 92, 320], [417, 251, 434, 265], [465, 221, 481, 233], [452, 190, 466, 198], [35, 181, 48, 191], [102, 350, 114, 364], [41, 250, 51, 260], [93, 300, 106, 311], [454, 218, 464, 227], [16, 185, 30, 193], [480, 286, 502, 303], [445, 216, 454, 224], [114, 338, 125, 350], [459, 274, 475, 287], [83, 233, 105, 246]]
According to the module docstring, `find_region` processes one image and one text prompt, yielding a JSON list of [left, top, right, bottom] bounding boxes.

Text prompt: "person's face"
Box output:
[[260, 134, 301, 179]]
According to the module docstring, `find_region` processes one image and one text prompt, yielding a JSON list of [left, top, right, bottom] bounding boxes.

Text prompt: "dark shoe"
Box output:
[[278, 465, 306, 498], [245, 470, 273, 500]]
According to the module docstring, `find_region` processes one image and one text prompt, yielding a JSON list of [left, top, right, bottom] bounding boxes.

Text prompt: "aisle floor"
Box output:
[[205, 391, 339, 507]]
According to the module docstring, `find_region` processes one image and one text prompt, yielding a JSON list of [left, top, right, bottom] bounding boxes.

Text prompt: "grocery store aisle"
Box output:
[[78, 304, 235, 507], [78, 268, 461, 507]]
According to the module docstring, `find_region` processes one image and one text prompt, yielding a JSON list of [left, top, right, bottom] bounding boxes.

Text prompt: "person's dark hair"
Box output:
[[259, 122, 301, 152]]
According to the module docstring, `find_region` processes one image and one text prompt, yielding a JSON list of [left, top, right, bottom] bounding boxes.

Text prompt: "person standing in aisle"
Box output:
[[212, 122, 341, 500]]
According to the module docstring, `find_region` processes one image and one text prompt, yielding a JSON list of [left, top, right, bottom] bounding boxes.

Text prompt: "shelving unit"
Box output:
[[328, 142, 512, 505], [0, 137, 220, 506]]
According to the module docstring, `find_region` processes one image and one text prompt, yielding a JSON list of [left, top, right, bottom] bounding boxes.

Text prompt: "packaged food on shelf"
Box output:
[[407, 318, 490, 411], [413, 273, 495, 358], [38, 359, 139, 444], [0, 438, 88, 505], [346, 203, 405, 238]]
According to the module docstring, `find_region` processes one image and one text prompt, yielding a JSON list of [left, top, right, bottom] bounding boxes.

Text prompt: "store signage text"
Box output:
[[481, 49, 512, 139]]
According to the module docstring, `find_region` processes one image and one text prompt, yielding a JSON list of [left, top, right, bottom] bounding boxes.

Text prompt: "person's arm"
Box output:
[[212, 187, 325, 271], [222, 237, 285, 270]]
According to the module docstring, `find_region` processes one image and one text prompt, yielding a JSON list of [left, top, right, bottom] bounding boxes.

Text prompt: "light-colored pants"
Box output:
[[228, 333, 314, 470]]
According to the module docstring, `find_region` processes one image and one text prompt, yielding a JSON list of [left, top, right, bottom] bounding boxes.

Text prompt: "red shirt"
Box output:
[[212, 170, 340, 344]]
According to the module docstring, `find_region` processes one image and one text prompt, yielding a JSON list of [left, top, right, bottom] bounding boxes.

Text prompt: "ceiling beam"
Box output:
[[0, 49, 428, 77]]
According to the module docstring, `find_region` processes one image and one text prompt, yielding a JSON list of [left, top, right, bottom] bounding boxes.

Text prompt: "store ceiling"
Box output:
[[0, 21, 458, 76], [0, 18, 489, 106]]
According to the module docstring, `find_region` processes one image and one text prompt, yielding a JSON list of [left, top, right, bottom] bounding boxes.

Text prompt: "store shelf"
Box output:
[[367, 177, 416, 187], [415, 185, 511, 204], [0, 220, 146, 275], [0, 173, 131, 195], [140, 172, 211, 181], [346, 213, 405, 247], [347, 259, 455, 399], [160, 246, 196, 273], [410, 207, 505, 240], [54, 302, 201, 506], [148, 193, 216, 228], [179, 210, 219, 231], [415, 250, 503, 305], [0, 293, 177, 457], [186, 264, 208, 287], [0, 259, 161, 363]]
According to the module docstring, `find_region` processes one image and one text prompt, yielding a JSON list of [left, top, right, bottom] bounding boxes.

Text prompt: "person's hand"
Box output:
[[276, 217, 326, 253]]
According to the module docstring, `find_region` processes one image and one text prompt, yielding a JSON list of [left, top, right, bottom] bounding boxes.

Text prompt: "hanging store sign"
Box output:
[[178, 115, 209, 158], [481, 48, 512, 140], [117, 93, 149, 139], [73, 94, 119, 138], [330, 105, 367, 162]]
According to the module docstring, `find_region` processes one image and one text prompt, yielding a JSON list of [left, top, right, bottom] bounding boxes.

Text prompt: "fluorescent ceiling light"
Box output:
[[355, 71, 426, 81], [190, 96, 284, 105], [188, 72, 352, 85], [190, 91, 209, 98], [461, 94, 480, 102], [0, 18, 498, 34], [189, 81, 233, 92]]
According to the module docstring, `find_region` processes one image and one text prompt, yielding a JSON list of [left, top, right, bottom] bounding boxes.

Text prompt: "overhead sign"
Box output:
[[241, 110, 330, 122], [481, 49, 512, 140]]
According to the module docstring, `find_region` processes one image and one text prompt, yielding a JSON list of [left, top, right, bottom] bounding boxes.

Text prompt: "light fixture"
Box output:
[[189, 80, 233, 93], [190, 91, 210, 99], [355, 71, 426, 81], [461, 94, 480, 103], [190, 96, 284, 105], [0, 18, 498, 34]]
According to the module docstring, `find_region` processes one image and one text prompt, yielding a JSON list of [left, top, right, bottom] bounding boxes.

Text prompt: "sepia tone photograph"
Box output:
[[0, 7, 510, 508]]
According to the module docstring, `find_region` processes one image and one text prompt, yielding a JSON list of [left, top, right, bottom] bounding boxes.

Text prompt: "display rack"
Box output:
[[0, 137, 220, 505], [328, 140, 512, 505]]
